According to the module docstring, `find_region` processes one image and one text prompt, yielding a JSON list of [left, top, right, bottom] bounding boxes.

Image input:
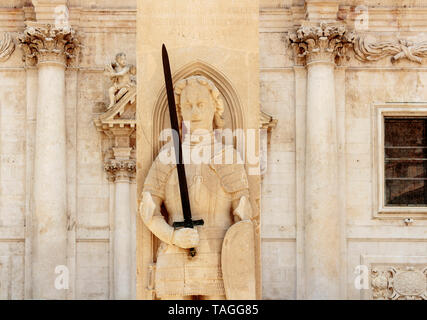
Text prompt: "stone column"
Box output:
[[290, 23, 353, 299], [18, 24, 79, 299], [104, 129, 136, 299]]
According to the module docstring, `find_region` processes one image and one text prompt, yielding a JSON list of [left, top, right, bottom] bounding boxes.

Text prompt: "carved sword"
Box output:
[[162, 44, 204, 257]]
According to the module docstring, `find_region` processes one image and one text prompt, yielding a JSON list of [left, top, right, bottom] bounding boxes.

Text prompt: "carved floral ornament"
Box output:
[[289, 22, 427, 65], [17, 23, 80, 66]]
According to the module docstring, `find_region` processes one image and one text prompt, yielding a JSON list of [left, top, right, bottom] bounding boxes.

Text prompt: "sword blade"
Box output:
[[162, 44, 193, 226]]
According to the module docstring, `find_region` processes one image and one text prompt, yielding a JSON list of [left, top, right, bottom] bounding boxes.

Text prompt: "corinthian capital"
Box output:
[[17, 23, 80, 67], [289, 22, 354, 65]]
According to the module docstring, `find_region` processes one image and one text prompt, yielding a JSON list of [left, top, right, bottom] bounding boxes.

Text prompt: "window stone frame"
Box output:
[[372, 103, 427, 219]]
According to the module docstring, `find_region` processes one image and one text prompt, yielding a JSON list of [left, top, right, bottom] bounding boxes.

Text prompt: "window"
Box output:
[[373, 104, 427, 219], [385, 118, 427, 206]]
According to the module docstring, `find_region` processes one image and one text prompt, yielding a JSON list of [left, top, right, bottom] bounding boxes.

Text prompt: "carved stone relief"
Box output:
[[105, 52, 136, 109], [371, 265, 427, 300], [0, 32, 15, 62], [354, 36, 427, 64], [94, 53, 137, 182]]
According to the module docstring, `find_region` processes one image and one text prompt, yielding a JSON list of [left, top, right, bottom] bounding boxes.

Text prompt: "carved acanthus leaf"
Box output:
[[355, 36, 427, 64], [0, 32, 15, 62], [17, 23, 80, 66], [289, 22, 355, 64]]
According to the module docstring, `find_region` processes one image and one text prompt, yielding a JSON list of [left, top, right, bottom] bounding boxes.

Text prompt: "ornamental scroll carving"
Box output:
[[289, 22, 355, 65], [354, 36, 427, 64], [0, 33, 15, 62], [17, 23, 80, 66], [371, 265, 427, 300]]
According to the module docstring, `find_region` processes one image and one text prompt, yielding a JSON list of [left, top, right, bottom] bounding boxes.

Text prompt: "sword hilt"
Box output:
[[172, 219, 204, 229], [172, 219, 204, 258]]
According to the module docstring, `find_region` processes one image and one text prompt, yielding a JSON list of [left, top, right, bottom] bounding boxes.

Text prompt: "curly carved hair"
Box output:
[[174, 75, 225, 129]]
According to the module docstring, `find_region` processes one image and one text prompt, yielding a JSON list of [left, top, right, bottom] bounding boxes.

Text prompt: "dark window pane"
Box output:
[[385, 119, 426, 147], [385, 160, 426, 179], [385, 147, 427, 159], [384, 117, 427, 206], [386, 179, 426, 205]]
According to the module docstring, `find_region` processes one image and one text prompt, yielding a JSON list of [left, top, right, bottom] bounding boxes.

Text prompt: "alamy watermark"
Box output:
[[54, 265, 69, 290], [354, 265, 370, 290]]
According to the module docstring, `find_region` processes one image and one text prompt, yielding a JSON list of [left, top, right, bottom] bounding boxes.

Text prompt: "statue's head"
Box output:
[[174, 76, 224, 133], [115, 52, 127, 67]]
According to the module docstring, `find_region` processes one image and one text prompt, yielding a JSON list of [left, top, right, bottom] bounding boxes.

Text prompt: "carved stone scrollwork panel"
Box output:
[[362, 256, 427, 300], [354, 36, 427, 64], [371, 265, 427, 300], [0, 33, 15, 62]]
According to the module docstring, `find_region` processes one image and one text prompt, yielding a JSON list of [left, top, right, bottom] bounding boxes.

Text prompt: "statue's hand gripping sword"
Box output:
[[162, 44, 204, 257]]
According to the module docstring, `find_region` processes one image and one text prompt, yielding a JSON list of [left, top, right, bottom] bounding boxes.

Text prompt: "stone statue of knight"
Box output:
[[140, 75, 255, 300]]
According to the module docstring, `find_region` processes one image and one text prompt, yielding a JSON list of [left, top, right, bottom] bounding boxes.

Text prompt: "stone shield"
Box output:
[[221, 220, 256, 300]]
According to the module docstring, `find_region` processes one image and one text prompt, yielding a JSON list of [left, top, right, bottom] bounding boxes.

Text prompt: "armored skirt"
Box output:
[[143, 143, 249, 297]]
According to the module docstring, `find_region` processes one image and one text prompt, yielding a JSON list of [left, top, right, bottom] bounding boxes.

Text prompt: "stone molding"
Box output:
[[260, 110, 278, 130], [17, 22, 80, 67], [289, 22, 354, 65], [354, 36, 427, 64], [0, 33, 15, 62]]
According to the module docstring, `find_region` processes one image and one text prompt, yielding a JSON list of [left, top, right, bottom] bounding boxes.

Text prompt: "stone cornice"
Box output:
[[289, 22, 355, 65], [17, 22, 80, 67]]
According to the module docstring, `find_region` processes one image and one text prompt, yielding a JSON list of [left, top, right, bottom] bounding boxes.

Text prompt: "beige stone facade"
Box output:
[[0, 0, 425, 300]]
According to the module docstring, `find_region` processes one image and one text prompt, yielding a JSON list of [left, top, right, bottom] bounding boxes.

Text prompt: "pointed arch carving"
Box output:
[[152, 60, 244, 157]]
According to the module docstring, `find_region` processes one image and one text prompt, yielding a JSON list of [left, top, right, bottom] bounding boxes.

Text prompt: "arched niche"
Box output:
[[152, 60, 244, 158]]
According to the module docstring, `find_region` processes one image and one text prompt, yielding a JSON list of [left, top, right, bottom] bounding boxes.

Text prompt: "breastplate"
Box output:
[[163, 163, 233, 229]]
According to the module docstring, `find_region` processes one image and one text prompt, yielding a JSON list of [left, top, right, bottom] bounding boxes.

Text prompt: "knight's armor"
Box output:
[[142, 134, 251, 297]]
